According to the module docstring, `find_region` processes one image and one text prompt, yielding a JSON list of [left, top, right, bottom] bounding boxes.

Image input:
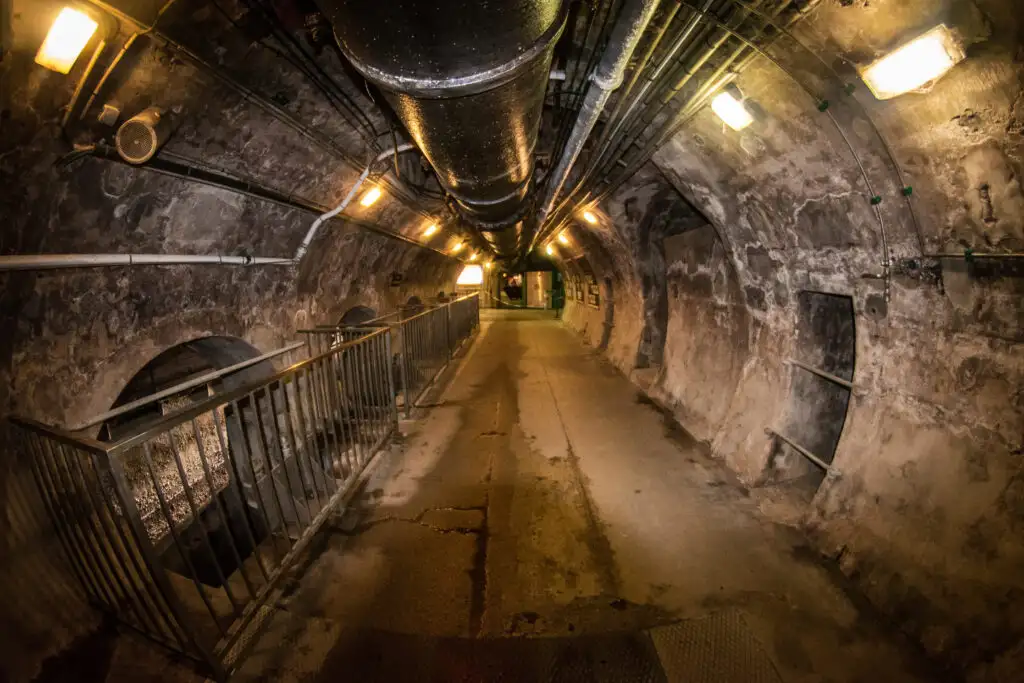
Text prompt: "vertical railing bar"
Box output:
[[43, 440, 127, 614], [327, 351, 357, 480], [352, 336, 375, 463], [228, 399, 285, 566], [25, 435, 107, 605], [70, 442, 175, 641], [312, 351, 346, 480], [104, 444, 218, 668], [300, 365, 339, 495], [250, 388, 297, 553], [139, 441, 227, 638], [341, 344, 368, 470], [397, 324, 411, 419], [358, 338, 382, 449], [164, 429, 243, 618], [378, 332, 392, 439], [190, 417, 259, 603], [346, 339, 370, 464], [281, 376, 327, 513], [384, 327, 399, 432], [211, 406, 272, 584], [266, 384, 314, 530]]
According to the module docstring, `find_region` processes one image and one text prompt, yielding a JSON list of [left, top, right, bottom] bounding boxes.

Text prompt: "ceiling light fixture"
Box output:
[[859, 25, 965, 100], [545, 245, 555, 256], [36, 8, 98, 74], [710, 90, 754, 131], [582, 210, 598, 224], [469, 252, 478, 261], [451, 242, 464, 253], [359, 186, 382, 207], [424, 223, 439, 237], [558, 232, 570, 245]]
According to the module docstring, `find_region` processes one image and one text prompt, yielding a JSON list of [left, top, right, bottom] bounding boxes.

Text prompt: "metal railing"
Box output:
[[303, 293, 480, 417], [9, 327, 398, 680]]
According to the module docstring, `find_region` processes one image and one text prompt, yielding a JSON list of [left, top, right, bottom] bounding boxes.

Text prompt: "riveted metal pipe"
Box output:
[[319, 0, 567, 258]]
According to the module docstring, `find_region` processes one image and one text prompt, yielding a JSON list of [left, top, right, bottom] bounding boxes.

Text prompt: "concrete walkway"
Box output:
[[221, 310, 940, 682]]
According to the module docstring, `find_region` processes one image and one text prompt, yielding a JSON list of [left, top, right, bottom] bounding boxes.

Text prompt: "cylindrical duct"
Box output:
[[322, 0, 566, 257]]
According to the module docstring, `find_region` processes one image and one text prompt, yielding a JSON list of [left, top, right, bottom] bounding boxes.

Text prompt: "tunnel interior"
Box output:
[[1, 0, 1022, 682]]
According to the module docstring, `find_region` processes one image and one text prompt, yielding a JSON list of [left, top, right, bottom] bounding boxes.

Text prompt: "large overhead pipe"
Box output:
[[536, 0, 661, 236], [320, 0, 567, 258]]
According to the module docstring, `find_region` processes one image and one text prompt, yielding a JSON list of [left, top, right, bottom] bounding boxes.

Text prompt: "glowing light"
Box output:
[[359, 186, 382, 207], [558, 232, 570, 245], [582, 211, 598, 224], [451, 242, 464, 253], [35, 8, 98, 74], [424, 223, 439, 237], [484, 261, 493, 269], [710, 91, 754, 131], [860, 25, 965, 100], [456, 265, 484, 286], [469, 252, 478, 261], [545, 245, 555, 256]]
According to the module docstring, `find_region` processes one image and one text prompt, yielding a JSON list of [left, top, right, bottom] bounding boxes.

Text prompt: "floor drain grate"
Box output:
[[647, 611, 782, 683]]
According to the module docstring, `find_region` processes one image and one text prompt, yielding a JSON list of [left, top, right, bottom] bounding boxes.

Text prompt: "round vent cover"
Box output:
[[115, 108, 168, 164]]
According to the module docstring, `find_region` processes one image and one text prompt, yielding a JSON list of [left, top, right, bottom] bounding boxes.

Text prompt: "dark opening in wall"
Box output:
[[339, 305, 378, 326], [101, 337, 278, 588], [768, 292, 856, 494]]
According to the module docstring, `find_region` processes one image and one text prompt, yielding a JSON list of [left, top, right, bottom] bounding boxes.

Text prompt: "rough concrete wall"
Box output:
[[640, 0, 1024, 677], [0, 2, 460, 679], [647, 225, 751, 444], [558, 0, 1023, 677]]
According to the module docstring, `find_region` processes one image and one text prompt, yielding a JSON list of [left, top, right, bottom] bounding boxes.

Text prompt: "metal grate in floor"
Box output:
[[648, 611, 782, 683]]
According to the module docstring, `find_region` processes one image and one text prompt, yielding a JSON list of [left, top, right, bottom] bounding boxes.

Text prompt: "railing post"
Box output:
[[396, 323, 412, 418], [444, 302, 452, 361], [385, 325, 399, 428]]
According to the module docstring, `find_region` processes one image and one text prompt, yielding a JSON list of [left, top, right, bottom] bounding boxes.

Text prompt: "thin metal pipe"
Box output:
[[0, 253, 293, 273], [786, 358, 856, 391], [768, 429, 836, 473], [538, 0, 662, 227], [294, 143, 416, 261]]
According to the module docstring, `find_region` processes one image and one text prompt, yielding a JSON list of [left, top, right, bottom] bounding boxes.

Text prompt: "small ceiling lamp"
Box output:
[[545, 244, 555, 256], [469, 252, 478, 261], [558, 232, 570, 245], [36, 8, 98, 74], [451, 242, 464, 253], [359, 186, 382, 207], [424, 223, 439, 237], [582, 210, 598, 225], [710, 87, 754, 131], [859, 25, 966, 100]]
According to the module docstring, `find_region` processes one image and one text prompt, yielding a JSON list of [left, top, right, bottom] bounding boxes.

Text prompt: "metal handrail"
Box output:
[[105, 328, 390, 456], [68, 342, 307, 432]]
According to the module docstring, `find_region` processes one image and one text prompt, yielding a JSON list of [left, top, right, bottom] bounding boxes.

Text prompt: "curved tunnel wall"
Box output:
[[558, 0, 1023, 677]]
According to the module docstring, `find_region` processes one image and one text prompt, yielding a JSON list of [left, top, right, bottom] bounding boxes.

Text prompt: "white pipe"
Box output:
[[0, 144, 420, 273], [69, 341, 306, 432], [294, 143, 417, 262], [0, 254, 293, 271]]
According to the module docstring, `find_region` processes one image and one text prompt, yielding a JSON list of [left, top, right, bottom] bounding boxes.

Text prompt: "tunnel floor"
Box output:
[[93, 310, 940, 683]]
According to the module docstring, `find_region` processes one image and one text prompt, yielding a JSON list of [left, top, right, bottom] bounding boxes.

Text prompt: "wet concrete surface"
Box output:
[[94, 310, 943, 683]]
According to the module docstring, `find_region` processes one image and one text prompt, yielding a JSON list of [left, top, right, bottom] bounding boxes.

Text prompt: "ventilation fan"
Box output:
[[115, 107, 171, 164]]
